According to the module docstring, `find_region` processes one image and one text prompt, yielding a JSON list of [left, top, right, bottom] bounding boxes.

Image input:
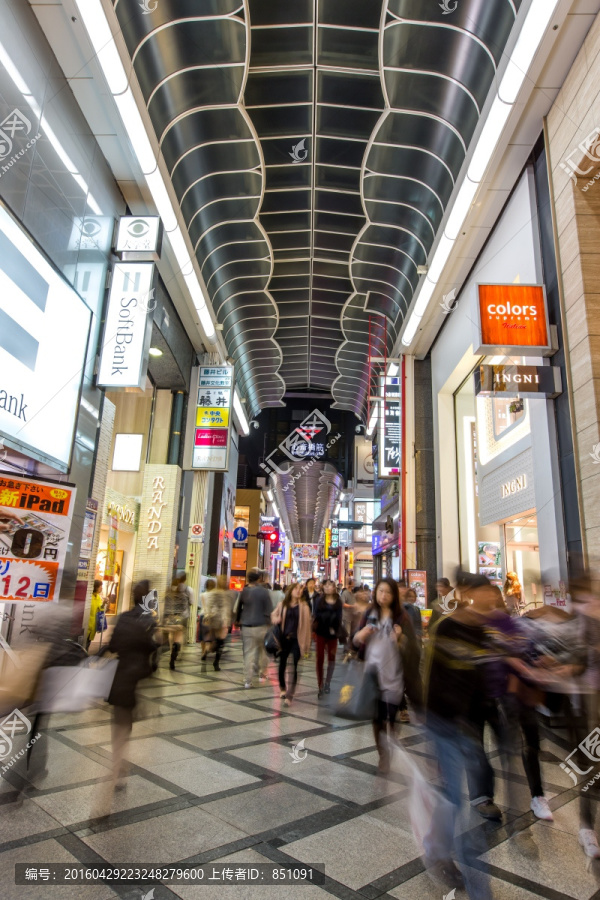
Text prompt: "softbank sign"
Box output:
[[477, 284, 550, 354], [98, 263, 154, 389], [0, 203, 91, 471]]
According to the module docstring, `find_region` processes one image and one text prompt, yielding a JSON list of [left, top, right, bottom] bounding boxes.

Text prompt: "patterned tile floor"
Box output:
[[0, 634, 598, 899]]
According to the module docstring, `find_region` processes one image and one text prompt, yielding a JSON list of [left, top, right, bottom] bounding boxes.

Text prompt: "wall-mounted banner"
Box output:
[[293, 543, 320, 560], [114, 216, 162, 261], [476, 284, 552, 354], [0, 203, 91, 471], [192, 366, 234, 471], [98, 262, 155, 389], [355, 436, 374, 482], [380, 377, 402, 479], [476, 364, 562, 399], [0, 477, 76, 602]]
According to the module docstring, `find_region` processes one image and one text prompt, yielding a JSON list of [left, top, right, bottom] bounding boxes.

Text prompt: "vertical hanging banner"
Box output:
[[0, 477, 76, 601], [97, 262, 155, 389], [192, 366, 234, 471], [380, 376, 402, 478]]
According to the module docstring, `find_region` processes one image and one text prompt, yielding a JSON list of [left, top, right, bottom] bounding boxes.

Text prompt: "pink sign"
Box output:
[[195, 428, 228, 448]]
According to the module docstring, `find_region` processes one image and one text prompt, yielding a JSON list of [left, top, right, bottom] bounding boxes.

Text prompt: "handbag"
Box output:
[[34, 656, 118, 713], [337, 624, 348, 646], [330, 660, 380, 721], [96, 609, 108, 632], [264, 624, 282, 657]]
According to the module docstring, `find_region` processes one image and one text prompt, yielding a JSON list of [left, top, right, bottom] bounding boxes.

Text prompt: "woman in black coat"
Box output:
[[313, 580, 343, 697], [98, 580, 160, 811]]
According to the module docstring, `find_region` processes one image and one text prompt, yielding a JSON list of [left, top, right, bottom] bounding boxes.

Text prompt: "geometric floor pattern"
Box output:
[[0, 634, 598, 899]]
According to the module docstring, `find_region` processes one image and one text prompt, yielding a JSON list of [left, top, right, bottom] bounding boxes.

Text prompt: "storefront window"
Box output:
[[504, 514, 541, 609], [492, 397, 526, 440]]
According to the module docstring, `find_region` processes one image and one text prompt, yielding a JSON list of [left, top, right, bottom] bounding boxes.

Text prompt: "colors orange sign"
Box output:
[[477, 284, 550, 352]]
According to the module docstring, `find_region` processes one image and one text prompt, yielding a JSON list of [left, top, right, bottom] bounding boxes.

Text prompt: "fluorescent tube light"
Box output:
[[72, 0, 128, 94], [233, 389, 249, 435], [467, 97, 512, 183], [114, 88, 157, 174], [499, 0, 562, 104]]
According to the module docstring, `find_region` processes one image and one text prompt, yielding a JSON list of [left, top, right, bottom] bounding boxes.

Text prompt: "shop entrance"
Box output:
[[504, 514, 541, 611]]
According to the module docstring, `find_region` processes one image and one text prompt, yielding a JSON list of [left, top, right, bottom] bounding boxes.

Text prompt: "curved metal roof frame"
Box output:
[[113, 0, 522, 420]]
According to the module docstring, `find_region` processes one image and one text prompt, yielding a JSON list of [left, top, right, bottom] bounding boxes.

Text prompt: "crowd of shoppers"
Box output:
[[15, 560, 600, 898]]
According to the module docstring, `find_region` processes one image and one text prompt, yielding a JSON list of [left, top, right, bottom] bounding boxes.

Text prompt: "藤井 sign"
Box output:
[[0, 477, 76, 602], [192, 366, 234, 471]]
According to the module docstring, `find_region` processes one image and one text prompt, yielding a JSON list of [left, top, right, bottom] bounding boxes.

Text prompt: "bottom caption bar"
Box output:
[[15, 864, 325, 885]]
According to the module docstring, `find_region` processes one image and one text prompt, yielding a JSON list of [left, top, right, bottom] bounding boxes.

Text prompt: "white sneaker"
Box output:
[[579, 828, 600, 858], [530, 796, 553, 821], [244, 681, 252, 689]]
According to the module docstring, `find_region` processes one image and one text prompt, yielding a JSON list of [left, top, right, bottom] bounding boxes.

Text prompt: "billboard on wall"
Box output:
[[0, 203, 91, 471], [97, 262, 155, 389], [476, 284, 552, 354], [0, 477, 76, 602]]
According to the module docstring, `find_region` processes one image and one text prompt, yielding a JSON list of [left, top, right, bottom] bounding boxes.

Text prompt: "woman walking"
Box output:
[[203, 575, 233, 671], [353, 577, 422, 774], [162, 578, 190, 670], [313, 579, 342, 698], [272, 582, 311, 706], [95, 580, 160, 815]]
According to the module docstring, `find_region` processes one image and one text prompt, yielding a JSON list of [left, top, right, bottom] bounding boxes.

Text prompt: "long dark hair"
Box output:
[[316, 583, 342, 612], [372, 577, 402, 620]]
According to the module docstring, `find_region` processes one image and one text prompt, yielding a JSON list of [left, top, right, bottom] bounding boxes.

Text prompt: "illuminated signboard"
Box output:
[[380, 377, 401, 478], [192, 366, 234, 471], [0, 203, 91, 471], [476, 284, 551, 354], [98, 262, 155, 389]]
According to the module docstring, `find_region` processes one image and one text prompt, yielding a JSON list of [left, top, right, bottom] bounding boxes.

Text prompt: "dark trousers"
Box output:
[[278, 636, 301, 696], [499, 693, 544, 799], [315, 636, 337, 688], [467, 700, 503, 804]]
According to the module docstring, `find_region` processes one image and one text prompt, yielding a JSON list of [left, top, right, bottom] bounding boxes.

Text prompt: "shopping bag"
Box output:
[[96, 609, 108, 632], [264, 625, 282, 657], [34, 656, 118, 713], [392, 740, 453, 857], [329, 660, 380, 720], [0, 645, 49, 716]]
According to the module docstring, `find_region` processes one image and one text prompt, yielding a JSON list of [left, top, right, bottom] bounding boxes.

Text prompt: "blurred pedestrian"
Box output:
[[203, 575, 233, 671], [272, 582, 311, 705], [313, 579, 342, 698], [95, 580, 160, 815], [236, 568, 272, 688], [162, 577, 190, 670], [353, 577, 422, 775]]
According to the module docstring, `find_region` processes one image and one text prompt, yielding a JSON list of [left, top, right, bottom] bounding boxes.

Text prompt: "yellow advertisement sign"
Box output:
[[196, 407, 230, 428], [324, 527, 331, 560]]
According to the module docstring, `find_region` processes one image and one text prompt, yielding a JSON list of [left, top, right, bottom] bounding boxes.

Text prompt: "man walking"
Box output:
[[236, 568, 272, 688]]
